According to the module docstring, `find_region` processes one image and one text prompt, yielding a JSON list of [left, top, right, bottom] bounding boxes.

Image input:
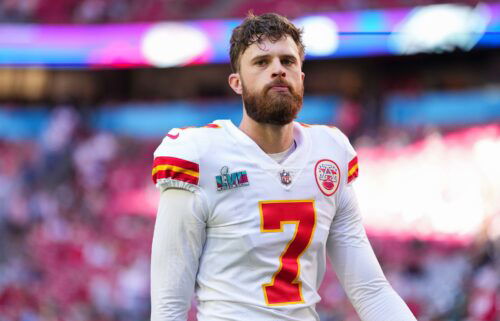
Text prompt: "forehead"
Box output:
[[240, 35, 301, 62]]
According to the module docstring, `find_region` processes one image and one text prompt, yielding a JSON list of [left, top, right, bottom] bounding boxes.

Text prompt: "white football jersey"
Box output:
[[152, 119, 360, 320]]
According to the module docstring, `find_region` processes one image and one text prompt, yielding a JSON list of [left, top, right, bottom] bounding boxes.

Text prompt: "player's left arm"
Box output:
[[326, 130, 416, 321], [327, 183, 416, 321]]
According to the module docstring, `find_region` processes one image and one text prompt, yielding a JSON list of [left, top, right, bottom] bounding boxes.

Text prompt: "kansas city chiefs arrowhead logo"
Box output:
[[314, 159, 340, 196]]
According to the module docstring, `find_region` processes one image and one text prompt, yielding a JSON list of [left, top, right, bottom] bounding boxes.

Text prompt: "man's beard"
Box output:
[[242, 78, 303, 126]]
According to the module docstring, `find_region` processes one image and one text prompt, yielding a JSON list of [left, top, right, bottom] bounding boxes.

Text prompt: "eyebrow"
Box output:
[[250, 54, 297, 63]]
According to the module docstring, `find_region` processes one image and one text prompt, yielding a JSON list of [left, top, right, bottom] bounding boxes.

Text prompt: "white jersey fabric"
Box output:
[[150, 119, 416, 321]]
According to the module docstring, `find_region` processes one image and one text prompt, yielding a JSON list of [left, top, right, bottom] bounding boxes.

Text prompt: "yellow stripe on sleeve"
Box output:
[[152, 164, 199, 178], [348, 163, 358, 177]]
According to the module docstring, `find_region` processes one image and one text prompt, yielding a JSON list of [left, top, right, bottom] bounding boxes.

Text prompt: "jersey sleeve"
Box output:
[[150, 188, 207, 320], [326, 128, 416, 320], [152, 128, 200, 193], [327, 185, 417, 321]]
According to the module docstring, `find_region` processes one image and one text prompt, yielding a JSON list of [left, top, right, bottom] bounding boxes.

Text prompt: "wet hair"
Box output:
[[229, 12, 305, 72]]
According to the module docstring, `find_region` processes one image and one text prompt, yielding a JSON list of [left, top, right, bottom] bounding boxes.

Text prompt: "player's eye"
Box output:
[[282, 58, 296, 65], [255, 60, 267, 66]]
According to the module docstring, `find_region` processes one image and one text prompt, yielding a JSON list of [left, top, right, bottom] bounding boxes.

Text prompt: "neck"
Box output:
[[239, 112, 295, 154]]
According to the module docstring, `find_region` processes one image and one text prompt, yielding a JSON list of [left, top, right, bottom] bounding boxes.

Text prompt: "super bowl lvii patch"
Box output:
[[216, 166, 249, 191]]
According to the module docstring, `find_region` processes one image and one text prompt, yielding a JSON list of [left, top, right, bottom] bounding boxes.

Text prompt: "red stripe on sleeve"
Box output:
[[153, 156, 199, 172], [348, 156, 358, 170]]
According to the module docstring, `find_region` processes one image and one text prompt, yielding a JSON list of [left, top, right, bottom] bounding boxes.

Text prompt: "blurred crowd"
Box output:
[[0, 106, 498, 321], [0, 0, 487, 24], [0, 107, 155, 321]]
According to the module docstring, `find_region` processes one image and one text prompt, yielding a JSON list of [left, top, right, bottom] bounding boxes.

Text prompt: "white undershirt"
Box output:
[[267, 140, 296, 164]]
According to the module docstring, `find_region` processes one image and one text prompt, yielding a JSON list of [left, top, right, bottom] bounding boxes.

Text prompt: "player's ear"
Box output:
[[228, 73, 243, 95], [301, 71, 305, 81]]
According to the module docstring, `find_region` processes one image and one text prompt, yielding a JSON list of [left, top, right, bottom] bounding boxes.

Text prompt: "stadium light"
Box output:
[[295, 16, 339, 56], [141, 23, 211, 67], [390, 3, 491, 54]]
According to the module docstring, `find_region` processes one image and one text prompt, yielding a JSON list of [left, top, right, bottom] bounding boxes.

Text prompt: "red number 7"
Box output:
[[259, 200, 317, 306]]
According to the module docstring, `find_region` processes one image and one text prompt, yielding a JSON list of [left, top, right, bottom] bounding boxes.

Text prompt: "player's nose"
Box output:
[[270, 58, 286, 78]]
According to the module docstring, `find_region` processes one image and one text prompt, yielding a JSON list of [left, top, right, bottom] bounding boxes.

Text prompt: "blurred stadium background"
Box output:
[[0, 0, 499, 320]]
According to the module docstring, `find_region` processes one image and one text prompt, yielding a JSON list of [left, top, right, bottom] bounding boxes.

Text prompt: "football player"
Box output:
[[150, 13, 417, 321]]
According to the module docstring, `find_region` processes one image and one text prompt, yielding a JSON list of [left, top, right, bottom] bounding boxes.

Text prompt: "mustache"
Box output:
[[264, 79, 292, 92]]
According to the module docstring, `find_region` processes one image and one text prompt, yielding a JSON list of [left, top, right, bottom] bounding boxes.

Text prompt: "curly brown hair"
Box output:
[[229, 13, 305, 73]]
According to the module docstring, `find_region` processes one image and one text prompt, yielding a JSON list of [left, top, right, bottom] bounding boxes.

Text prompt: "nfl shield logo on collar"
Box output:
[[280, 170, 292, 185]]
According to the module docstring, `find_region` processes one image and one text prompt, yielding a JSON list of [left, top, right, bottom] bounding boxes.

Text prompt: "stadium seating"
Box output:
[[0, 0, 487, 24]]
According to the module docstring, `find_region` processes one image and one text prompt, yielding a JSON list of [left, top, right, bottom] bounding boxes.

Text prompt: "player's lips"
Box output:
[[270, 85, 290, 92], [266, 78, 292, 94]]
